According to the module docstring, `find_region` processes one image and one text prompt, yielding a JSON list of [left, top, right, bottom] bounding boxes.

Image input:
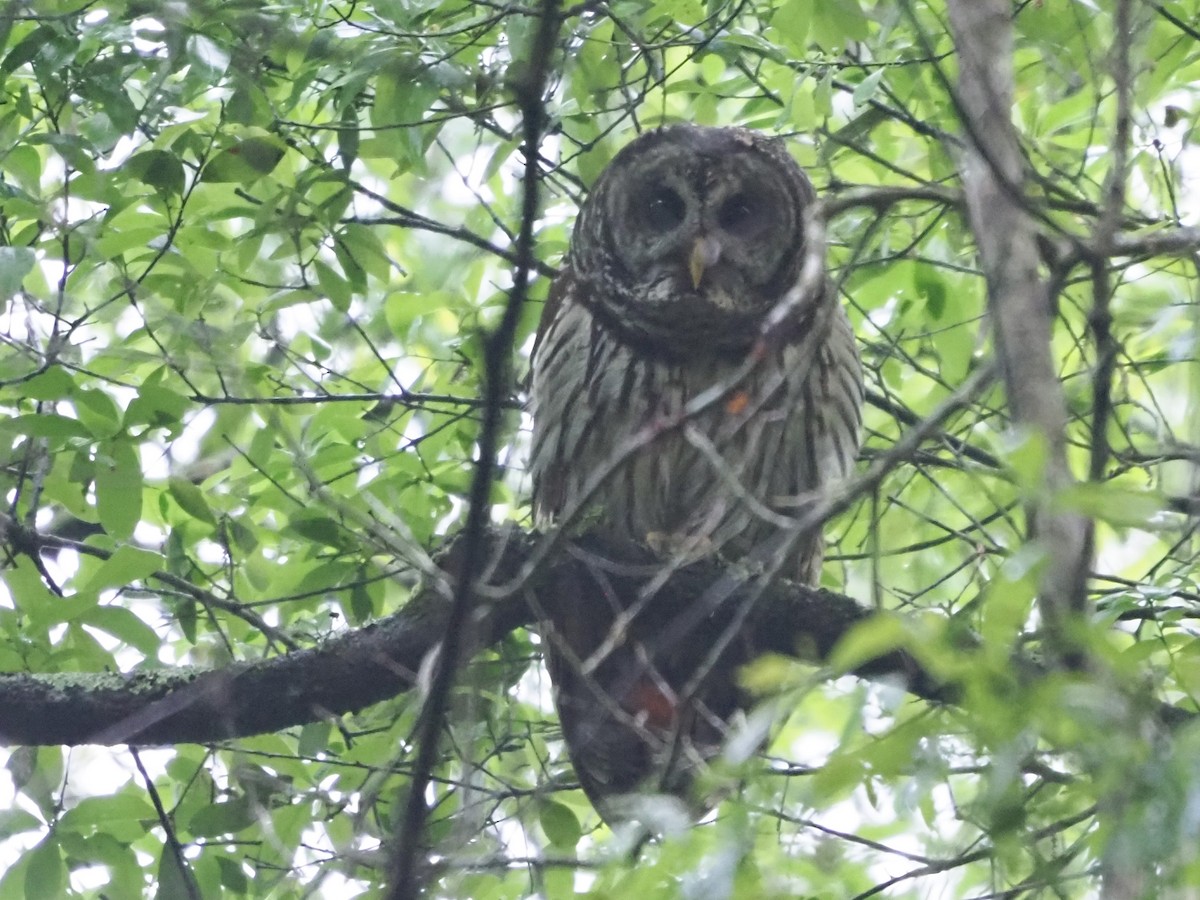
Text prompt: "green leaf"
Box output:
[[852, 70, 885, 109], [58, 793, 155, 833], [201, 135, 288, 183], [385, 290, 455, 334], [126, 382, 190, 432], [809, 752, 866, 805], [215, 856, 249, 892], [74, 388, 122, 438], [79, 545, 163, 596], [812, 0, 869, 45], [1001, 428, 1050, 494], [0, 808, 41, 841], [177, 598, 198, 644], [331, 236, 367, 293], [18, 366, 74, 401], [94, 226, 167, 260], [539, 801, 582, 849], [93, 442, 144, 540], [186, 33, 230, 82], [913, 264, 947, 321], [738, 653, 803, 695], [0, 246, 35, 299], [154, 844, 196, 900], [981, 549, 1040, 652], [5, 557, 57, 612], [337, 223, 391, 281], [372, 61, 434, 129], [314, 258, 352, 311], [337, 103, 360, 169], [81, 605, 161, 655], [24, 838, 66, 900], [168, 477, 218, 526], [285, 512, 346, 548], [770, 0, 812, 55], [298, 722, 332, 758], [348, 578, 375, 623], [1, 25, 54, 74], [125, 150, 186, 200], [186, 798, 257, 838], [0, 413, 89, 441]]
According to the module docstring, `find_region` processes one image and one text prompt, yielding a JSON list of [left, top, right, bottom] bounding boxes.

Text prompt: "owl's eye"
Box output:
[[643, 187, 686, 231], [717, 194, 760, 235]]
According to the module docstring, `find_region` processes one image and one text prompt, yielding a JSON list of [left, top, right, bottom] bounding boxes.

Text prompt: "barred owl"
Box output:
[[529, 125, 863, 817]]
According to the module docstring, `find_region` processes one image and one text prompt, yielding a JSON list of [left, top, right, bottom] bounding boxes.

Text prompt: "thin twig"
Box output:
[[132, 747, 202, 900]]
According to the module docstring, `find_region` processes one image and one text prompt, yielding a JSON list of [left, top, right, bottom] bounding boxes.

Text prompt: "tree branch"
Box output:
[[3, 523, 1190, 748], [0, 527, 946, 747], [945, 0, 1093, 661]]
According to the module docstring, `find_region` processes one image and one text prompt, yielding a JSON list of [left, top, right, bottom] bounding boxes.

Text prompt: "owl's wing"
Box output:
[[529, 264, 575, 370], [528, 265, 580, 520]]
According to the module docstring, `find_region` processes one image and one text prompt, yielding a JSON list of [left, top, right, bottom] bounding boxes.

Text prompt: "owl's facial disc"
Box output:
[[612, 158, 800, 313], [573, 126, 817, 351]]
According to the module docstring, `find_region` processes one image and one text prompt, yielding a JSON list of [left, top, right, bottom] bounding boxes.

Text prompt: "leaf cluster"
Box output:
[[2, 1, 1200, 898]]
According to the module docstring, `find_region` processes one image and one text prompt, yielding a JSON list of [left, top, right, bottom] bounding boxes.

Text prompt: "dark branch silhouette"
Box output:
[[0, 528, 949, 748]]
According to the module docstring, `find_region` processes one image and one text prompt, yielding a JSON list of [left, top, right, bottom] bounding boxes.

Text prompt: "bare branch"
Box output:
[[946, 0, 1092, 660], [1110, 226, 1200, 259]]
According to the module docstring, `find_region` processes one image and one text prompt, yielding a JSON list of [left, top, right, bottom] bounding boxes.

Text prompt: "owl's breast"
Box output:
[[530, 300, 861, 577]]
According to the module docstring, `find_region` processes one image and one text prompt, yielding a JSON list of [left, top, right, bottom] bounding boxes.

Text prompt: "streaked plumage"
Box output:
[[529, 125, 863, 815]]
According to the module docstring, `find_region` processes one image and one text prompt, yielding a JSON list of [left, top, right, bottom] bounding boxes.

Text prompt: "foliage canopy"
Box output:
[[2, 0, 1200, 897]]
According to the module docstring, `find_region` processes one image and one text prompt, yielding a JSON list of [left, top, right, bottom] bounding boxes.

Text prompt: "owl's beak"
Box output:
[[689, 236, 722, 289]]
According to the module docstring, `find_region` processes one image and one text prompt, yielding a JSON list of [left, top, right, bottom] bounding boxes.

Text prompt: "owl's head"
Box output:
[[567, 125, 819, 354]]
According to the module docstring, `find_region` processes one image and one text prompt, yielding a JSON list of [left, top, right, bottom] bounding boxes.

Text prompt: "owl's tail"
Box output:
[[539, 535, 763, 825]]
